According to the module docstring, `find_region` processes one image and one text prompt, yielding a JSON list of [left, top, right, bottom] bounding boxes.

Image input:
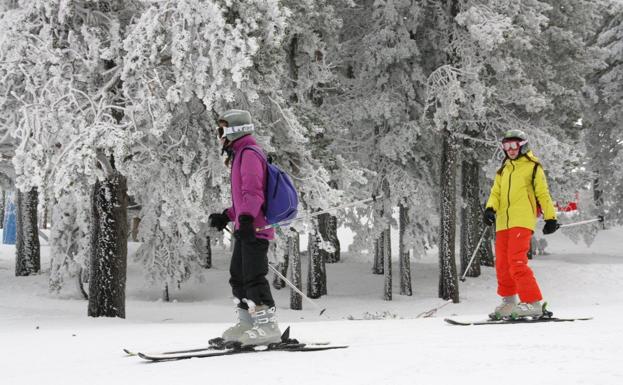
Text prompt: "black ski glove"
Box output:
[[543, 219, 559, 235], [208, 210, 230, 232], [483, 208, 496, 226], [238, 214, 256, 243]]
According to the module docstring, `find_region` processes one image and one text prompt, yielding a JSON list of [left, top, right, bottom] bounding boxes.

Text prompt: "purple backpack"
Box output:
[[242, 147, 299, 225]]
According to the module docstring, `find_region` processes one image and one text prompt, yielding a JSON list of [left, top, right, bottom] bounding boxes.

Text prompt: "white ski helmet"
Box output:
[[217, 109, 255, 142], [502, 129, 529, 155]]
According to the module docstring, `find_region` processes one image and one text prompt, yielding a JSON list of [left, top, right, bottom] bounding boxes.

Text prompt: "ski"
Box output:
[[123, 336, 231, 356], [136, 342, 348, 362], [124, 345, 216, 357], [444, 316, 593, 326], [126, 326, 347, 361]]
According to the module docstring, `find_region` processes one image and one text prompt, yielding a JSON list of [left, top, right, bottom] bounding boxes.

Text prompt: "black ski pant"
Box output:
[[229, 235, 275, 309]]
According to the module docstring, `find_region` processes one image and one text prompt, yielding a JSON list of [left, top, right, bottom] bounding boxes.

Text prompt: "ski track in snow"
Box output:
[[1, 228, 622, 385]]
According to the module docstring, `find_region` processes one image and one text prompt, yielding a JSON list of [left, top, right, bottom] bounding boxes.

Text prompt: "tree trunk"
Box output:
[[88, 172, 128, 318], [460, 160, 482, 278], [399, 204, 412, 296], [192, 232, 212, 269], [205, 236, 212, 268], [307, 227, 326, 298], [41, 196, 49, 229], [438, 129, 459, 302], [131, 217, 140, 242], [272, 252, 289, 289], [15, 188, 41, 276], [372, 233, 384, 274], [593, 177, 604, 209], [383, 227, 392, 301], [318, 213, 340, 263], [163, 283, 170, 302], [479, 227, 495, 266], [289, 233, 302, 310]]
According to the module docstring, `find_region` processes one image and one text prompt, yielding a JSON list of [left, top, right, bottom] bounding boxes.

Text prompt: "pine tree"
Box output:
[[584, 1, 623, 226], [331, 0, 438, 283]]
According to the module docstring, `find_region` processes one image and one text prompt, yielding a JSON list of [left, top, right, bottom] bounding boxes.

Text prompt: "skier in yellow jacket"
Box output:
[[484, 130, 558, 319]]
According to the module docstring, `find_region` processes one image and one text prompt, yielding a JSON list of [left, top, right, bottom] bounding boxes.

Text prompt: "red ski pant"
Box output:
[[495, 227, 542, 303]]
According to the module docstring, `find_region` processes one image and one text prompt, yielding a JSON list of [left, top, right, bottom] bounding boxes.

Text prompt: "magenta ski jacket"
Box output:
[[225, 135, 275, 240]]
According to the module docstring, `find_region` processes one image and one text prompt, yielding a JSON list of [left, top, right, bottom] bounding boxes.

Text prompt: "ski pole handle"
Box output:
[[460, 226, 490, 282]]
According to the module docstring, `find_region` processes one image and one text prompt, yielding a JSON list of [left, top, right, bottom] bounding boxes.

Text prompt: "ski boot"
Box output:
[[510, 301, 545, 319], [238, 304, 282, 347], [222, 306, 253, 342], [489, 295, 518, 320]]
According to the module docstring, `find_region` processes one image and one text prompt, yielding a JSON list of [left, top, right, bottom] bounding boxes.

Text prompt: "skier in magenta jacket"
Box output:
[[223, 132, 274, 242], [208, 109, 281, 346]]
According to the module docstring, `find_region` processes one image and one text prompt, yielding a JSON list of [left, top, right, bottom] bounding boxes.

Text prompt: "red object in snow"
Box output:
[[556, 201, 578, 212]]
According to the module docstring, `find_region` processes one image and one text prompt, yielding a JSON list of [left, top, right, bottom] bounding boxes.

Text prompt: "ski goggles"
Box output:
[[501, 140, 527, 151], [215, 124, 255, 138]]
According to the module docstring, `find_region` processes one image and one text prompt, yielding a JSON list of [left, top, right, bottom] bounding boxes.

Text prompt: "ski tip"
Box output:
[[123, 348, 137, 356], [443, 318, 466, 325]]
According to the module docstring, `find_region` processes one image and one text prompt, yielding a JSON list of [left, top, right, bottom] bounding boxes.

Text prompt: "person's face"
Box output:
[[502, 140, 522, 160], [217, 121, 228, 146]]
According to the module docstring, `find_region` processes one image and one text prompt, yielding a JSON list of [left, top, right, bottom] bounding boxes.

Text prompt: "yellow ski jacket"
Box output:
[[485, 151, 557, 231]]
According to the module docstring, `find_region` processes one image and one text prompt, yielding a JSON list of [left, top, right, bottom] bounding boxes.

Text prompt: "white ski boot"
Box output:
[[489, 295, 518, 320], [511, 301, 544, 319], [222, 307, 253, 342], [238, 304, 282, 346]]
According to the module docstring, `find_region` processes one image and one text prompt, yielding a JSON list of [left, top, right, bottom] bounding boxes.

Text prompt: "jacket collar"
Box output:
[[230, 134, 257, 153], [507, 151, 539, 164]]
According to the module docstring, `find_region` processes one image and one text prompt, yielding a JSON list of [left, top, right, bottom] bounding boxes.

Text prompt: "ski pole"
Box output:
[[268, 264, 327, 316], [255, 194, 384, 231], [416, 299, 453, 318], [460, 226, 490, 282], [557, 215, 604, 229]]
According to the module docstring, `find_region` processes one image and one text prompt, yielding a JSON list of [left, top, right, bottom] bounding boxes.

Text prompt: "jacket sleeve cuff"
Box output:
[[224, 208, 234, 221]]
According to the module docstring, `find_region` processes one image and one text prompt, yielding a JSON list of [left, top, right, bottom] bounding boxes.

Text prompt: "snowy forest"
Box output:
[[0, 0, 622, 319]]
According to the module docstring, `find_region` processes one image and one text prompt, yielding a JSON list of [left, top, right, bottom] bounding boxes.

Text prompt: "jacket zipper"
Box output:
[[506, 160, 515, 229]]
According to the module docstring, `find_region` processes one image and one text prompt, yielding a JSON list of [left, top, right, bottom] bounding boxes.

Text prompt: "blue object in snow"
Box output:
[[3, 193, 17, 245]]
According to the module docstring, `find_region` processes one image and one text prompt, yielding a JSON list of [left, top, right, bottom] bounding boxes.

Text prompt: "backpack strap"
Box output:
[[240, 146, 268, 212], [531, 162, 539, 188], [240, 145, 268, 164]]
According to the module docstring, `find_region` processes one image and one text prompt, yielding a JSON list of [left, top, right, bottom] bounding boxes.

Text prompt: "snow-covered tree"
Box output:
[[0, 0, 140, 316], [584, 1, 623, 227], [120, 0, 289, 290], [331, 0, 438, 266]]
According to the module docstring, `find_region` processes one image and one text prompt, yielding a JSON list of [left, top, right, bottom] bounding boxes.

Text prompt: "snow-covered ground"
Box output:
[[1, 226, 622, 385]]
